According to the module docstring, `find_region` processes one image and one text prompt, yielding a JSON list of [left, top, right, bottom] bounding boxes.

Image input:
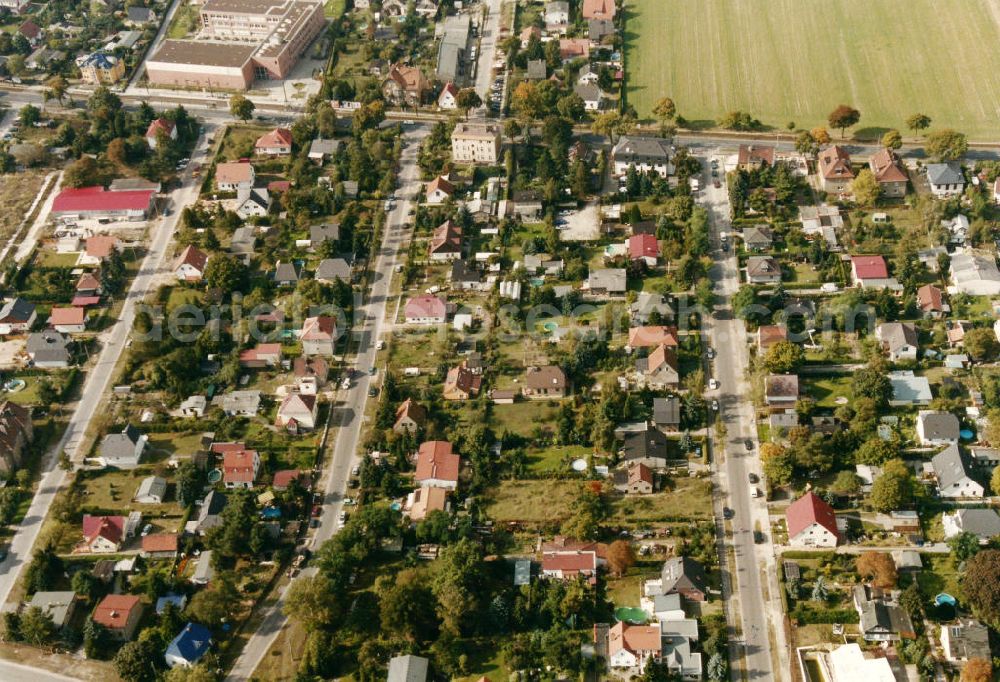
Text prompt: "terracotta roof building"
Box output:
[[818, 145, 854, 192], [414, 440, 460, 489], [92, 594, 143, 640], [786, 491, 840, 547]]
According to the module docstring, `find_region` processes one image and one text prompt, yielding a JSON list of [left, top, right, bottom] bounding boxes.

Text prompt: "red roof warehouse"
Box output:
[[52, 186, 156, 220]]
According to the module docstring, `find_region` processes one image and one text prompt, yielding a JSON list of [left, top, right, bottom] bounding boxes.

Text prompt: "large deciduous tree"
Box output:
[[851, 168, 881, 206], [905, 113, 931, 136], [869, 458, 914, 512], [229, 94, 255, 121], [855, 551, 898, 588], [828, 105, 860, 138], [963, 550, 1000, 628], [925, 129, 968, 161], [606, 540, 636, 576]]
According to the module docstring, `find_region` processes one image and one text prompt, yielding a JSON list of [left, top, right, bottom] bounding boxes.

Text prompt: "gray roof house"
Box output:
[[190, 551, 215, 585], [196, 492, 227, 534], [0, 297, 36, 334], [742, 225, 773, 251], [653, 396, 681, 431], [926, 162, 965, 197], [309, 223, 340, 248], [941, 620, 991, 662], [273, 261, 300, 286], [99, 424, 147, 469], [126, 6, 156, 24], [212, 390, 262, 417], [573, 82, 605, 111], [622, 427, 670, 469], [889, 371, 932, 406], [746, 256, 781, 283], [932, 444, 984, 498], [876, 322, 918, 362], [915, 410, 960, 446], [229, 226, 256, 255], [852, 584, 915, 641], [28, 591, 79, 629], [942, 508, 1000, 543], [588, 268, 627, 294], [134, 475, 167, 504], [387, 654, 429, 682], [307, 138, 341, 162], [315, 258, 352, 283], [659, 556, 708, 601], [26, 330, 70, 368]]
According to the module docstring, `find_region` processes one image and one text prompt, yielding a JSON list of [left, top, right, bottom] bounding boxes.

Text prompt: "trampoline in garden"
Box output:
[[614, 607, 648, 624]]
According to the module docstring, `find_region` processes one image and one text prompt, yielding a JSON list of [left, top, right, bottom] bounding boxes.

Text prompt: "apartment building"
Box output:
[[451, 122, 501, 164]]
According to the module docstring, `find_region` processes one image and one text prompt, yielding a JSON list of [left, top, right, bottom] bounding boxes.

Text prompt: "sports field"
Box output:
[[625, 0, 1000, 139]]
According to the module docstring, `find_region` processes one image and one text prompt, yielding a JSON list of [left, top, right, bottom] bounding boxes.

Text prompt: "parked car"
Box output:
[[748, 472, 759, 484], [744, 439, 754, 451]]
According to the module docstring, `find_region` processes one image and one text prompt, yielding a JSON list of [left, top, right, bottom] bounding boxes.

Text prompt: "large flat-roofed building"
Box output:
[[145, 0, 325, 90]]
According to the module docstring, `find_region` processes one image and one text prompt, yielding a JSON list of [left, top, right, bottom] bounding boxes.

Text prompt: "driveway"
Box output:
[[558, 202, 600, 241]]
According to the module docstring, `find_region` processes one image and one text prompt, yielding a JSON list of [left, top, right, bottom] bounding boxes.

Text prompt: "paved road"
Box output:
[[226, 123, 430, 682], [473, 0, 503, 101], [699, 154, 788, 682], [0, 124, 214, 609], [0, 660, 80, 682]]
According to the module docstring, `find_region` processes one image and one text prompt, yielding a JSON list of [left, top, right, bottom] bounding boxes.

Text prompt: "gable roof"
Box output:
[[917, 410, 960, 441], [0, 297, 35, 323], [415, 441, 459, 483], [255, 127, 292, 150], [917, 284, 943, 311], [738, 144, 774, 166], [660, 556, 708, 595], [623, 427, 669, 461], [608, 621, 662, 658], [142, 533, 178, 553], [174, 245, 208, 273], [581, 0, 616, 18], [932, 443, 973, 490], [405, 295, 446, 319], [878, 322, 918, 352], [786, 491, 839, 539], [653, 396, 680, 425], [145, 118, 175, 139], [852, 255, 889, 280], [215, 162, 254, 186], [395, 398, 427, 426], [818, 145, 854, 181], [525, 365, 566, 391], [82, 514, 125, 545], [869, 148, 908, 183], [627, 233, 658, 260], [926, 162, 963, 186], [92, 594, 141, 630], [301, 315, 336, 341]]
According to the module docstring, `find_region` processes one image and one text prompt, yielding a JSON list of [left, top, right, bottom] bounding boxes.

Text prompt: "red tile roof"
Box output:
[[627, 234, 659, 261], [92, 594, 141, 630], [141, 533, 178, 553], [301, 316, 336, 341], [255, 128, 292, 150], [542, 550, 598, 573], [85, 235, 120, 259], [272, 469, 309, 490], [49, 307, 85, 326], [223, 449, 258, 484], [82, 514, 124, 545], [19, 21, 40, 39], [405, 295, 446, 320], [145, 118, 175, 138], [415, 440, 460, 483], [869, 148, 908, 183], [786, 491, 840, 540], [818, 145, 854, 181], [53, 187, 154, 214], [917, 284, 943, 312], [852, 255, 889, 280], [174, 244, 208, 273], [628, 326, 679, 348], [581, 0, 615, 19]]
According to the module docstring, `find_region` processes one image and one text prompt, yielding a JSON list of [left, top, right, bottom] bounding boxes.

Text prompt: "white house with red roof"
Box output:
[[239, 343, 282, 368], [145, 118, 177, 149], [276, 393, 317, 432], [786, 491, 841, 547], [605, 621, 662, 672], [48, 307, 86, 334], [216, 443, 261, 489], [173, 245, 208, 282], [300, 316, 336, 356], [404, 295, 447, 324], [851, 255, 901, 290], [414, 440, 460, 489], [542, 550, 600, 580], [82, 514, 125, 553], [438, 82, 459, 110], [627, 234, 659, 267], [255, 128, 293, 156]]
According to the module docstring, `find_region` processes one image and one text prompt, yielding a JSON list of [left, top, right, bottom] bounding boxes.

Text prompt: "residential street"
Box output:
[[473, 0, 504, 101], [0, 660, 80, 682], [0, 124, 214, 608], [226, 122, 431, 681], [699, 155, 789, 682]]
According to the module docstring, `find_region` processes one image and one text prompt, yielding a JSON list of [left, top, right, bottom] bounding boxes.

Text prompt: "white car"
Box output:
[[708, 378, 719, 390]]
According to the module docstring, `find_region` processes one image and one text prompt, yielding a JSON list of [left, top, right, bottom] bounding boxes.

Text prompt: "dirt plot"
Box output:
[[0, 171, 45, 243]]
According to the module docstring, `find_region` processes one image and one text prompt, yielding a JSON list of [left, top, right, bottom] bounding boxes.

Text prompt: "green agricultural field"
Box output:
[[625, 0, 1000, 139]]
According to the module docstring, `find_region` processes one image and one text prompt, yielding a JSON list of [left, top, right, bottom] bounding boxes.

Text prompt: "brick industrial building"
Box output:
[[145, 0, 325, 90]]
